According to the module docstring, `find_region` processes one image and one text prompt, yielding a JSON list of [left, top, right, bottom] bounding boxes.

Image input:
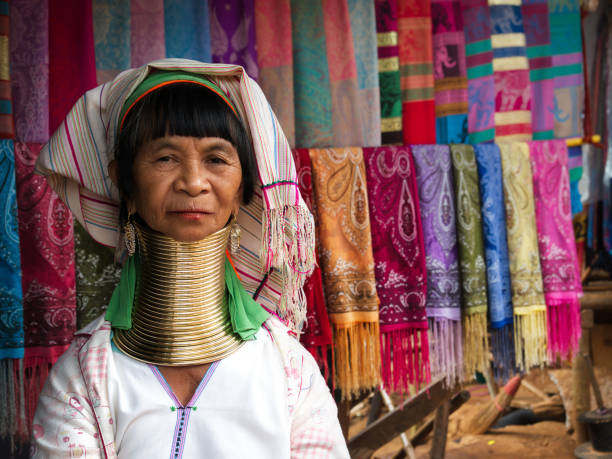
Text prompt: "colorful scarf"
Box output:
[[489, 0, 532, 141], [0, 7, 13, 139], [15, 142, 76, 430], [462, 0, 495, 144], [292, 148, 333, 375], [548, 0, 583, 138], [449, 145, 489, 378], [412, 145, 463, 385], [164, 0, 211, 62], [568, 145, 583, 214], [498, 142, 547, 370], [130, 0, 165, 68], [255, 0, 295, 147], [431, 0, 468, 143], [364, 146, 429, 392], [348, 0, 382, 147], [35, 60, 316, 333], [529, 140, 582, 362], [398, 0, 436, 144], [474, 144, 515, 381], [522, 0, 555, 140], [310, 147, 381, 398], [209, 0, 258, 80], [374, 0, 403, 145], [92, 0, 131, 84]]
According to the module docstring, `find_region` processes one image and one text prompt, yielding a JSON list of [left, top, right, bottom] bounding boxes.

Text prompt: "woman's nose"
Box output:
[[176, 161, 210, 196]]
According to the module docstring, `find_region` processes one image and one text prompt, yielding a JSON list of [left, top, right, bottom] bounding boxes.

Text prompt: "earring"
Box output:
[[229, 217, 241, 255], [124, 210, 136, 256]]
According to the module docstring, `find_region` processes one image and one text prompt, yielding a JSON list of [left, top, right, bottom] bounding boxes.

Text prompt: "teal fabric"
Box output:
[[105, 254, 140, 330]]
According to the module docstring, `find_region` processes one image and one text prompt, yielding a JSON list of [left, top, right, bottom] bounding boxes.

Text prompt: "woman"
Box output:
[[31, 59, 348, 458]]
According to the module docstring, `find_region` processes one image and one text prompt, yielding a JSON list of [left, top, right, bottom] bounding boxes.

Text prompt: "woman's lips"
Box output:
[[169, 210, 211, 220]]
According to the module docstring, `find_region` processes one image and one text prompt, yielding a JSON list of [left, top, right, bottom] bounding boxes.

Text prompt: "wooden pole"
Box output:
[[430, 400, 451, 459], [572, 309, 593, 443]]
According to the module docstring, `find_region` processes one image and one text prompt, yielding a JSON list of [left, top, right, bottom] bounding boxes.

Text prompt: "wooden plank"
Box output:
[[430, 400, 451, 459], [347, 379, 456, 458]]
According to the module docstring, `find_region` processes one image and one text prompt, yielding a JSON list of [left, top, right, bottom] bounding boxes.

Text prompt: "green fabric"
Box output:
[[105, 256, 269, 339]]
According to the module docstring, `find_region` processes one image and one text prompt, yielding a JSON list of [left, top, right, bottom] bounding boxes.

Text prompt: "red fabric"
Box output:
[[402, 100, 436, 144]]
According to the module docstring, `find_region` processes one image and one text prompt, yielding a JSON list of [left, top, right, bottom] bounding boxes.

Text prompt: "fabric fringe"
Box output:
[[23, 356, 54, 434], [333, 321, 381, 400], [0, 359, 27, 446], [546, 296, 581, 364], [514, 309, 547, 371], [428, 318, 463, 387], [380, 327, 430, 394], [462, 312, 489, 380], [490, 323, 516, 383]]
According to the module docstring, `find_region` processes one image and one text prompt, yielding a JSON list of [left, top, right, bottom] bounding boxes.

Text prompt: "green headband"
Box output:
[[119, 70, 238, 130]]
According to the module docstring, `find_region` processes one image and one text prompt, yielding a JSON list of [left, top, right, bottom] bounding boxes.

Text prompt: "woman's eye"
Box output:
[[208, 156, 227, 165], [156, 156, 173, 163]]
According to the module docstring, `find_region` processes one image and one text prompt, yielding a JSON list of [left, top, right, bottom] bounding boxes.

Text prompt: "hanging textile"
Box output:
[[92, 0, 131, 84], [548, 0, 583, 138], [209, 0, 258, 80], [255, 0, 295, 147], [164, 0, 211, 62], [310, 147, 380, 398], [522, 0, 555, 140], [10, 0, 48, 142], [374, 0, 403, 145], [489, 0, 532, 141], [462, 0, 495, 144], [449, 145, 489, 378], [15, 142, 76, 430], [348, 0, 381, 147], [498, 142, 547, 370], [397, 0, 436, 144], [412, 145, 463, 385], [568, 145, 583, 214], [292, 148, 333, 375], [364, 146, 429, 392], [431, 0, 468, 143], [474, 144, 515, 381], [0, 4, 13, 139], [529, 140, 582, 362], [130, 0, 165, 68]]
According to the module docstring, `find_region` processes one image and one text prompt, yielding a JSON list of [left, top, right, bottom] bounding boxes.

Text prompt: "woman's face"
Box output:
[[129, 135, 243, 242]]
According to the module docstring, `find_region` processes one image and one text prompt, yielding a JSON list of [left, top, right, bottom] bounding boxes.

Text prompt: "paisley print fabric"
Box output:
[[529, 140, 581, 362], [92, 0, 130, 84], [310, 147, 380, 398], [450, 145, 489, 378], [498, 142, 547, 370], [412, 145, 463, 385], [364, 145, 429, 392]]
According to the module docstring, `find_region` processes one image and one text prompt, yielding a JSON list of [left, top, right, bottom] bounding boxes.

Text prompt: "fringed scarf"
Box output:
[[474, 144, 515, 382], [292, 148, 333, 376], [397, 0, 436, 144], [374, 0, 403, 145], [462, 0, 495, 144], [412, 145, 463, 386], [310, 147, 381, 398], [449, 145, 489, 378], [431, 0, 469, 144], [529, 140, 582, 363], [364, 146, 429, 393], [498, 142, 547, 371]]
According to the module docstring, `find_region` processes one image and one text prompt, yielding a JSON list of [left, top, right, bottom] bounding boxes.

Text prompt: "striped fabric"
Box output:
[[35, 60, 316, 332], [398, 0, 436, 144], [164, 0, 211, 62], [463, 0, 495, 143], [0, 1, 13, 138], [489, 0, 532, 141]]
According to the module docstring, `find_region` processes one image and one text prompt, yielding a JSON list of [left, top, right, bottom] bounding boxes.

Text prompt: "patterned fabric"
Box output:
[[10, 0, 48, 142], [431, 0, 468, 143], [529, 140, 581, 362], [92, 0, 130, 84], [374, 0, 403, 144], [412, 145, 463, 385], [15, 142, 76, 427], [449, 145, 489, 378], [130, 0, 165, 68], [164, 0, 211, 62], [209, 0, 258, 80], [474, 144, 515, 381], [498, 142, 547, 370], [255, 0, 295, 147], [292, 148, 332, 373], [310, 147, 380, 398], [0, 1, 13, 138], [489, 0, 533, 141], [522, 0, 555, 140], [548, 0, 583, 138], [398, 0, 436, 144], [463, 0, 495, 144], [0, 140, 23, 359], [347, 0, 381, 147], [568, 145, 583, 214], [364, 146, 429, 392]]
